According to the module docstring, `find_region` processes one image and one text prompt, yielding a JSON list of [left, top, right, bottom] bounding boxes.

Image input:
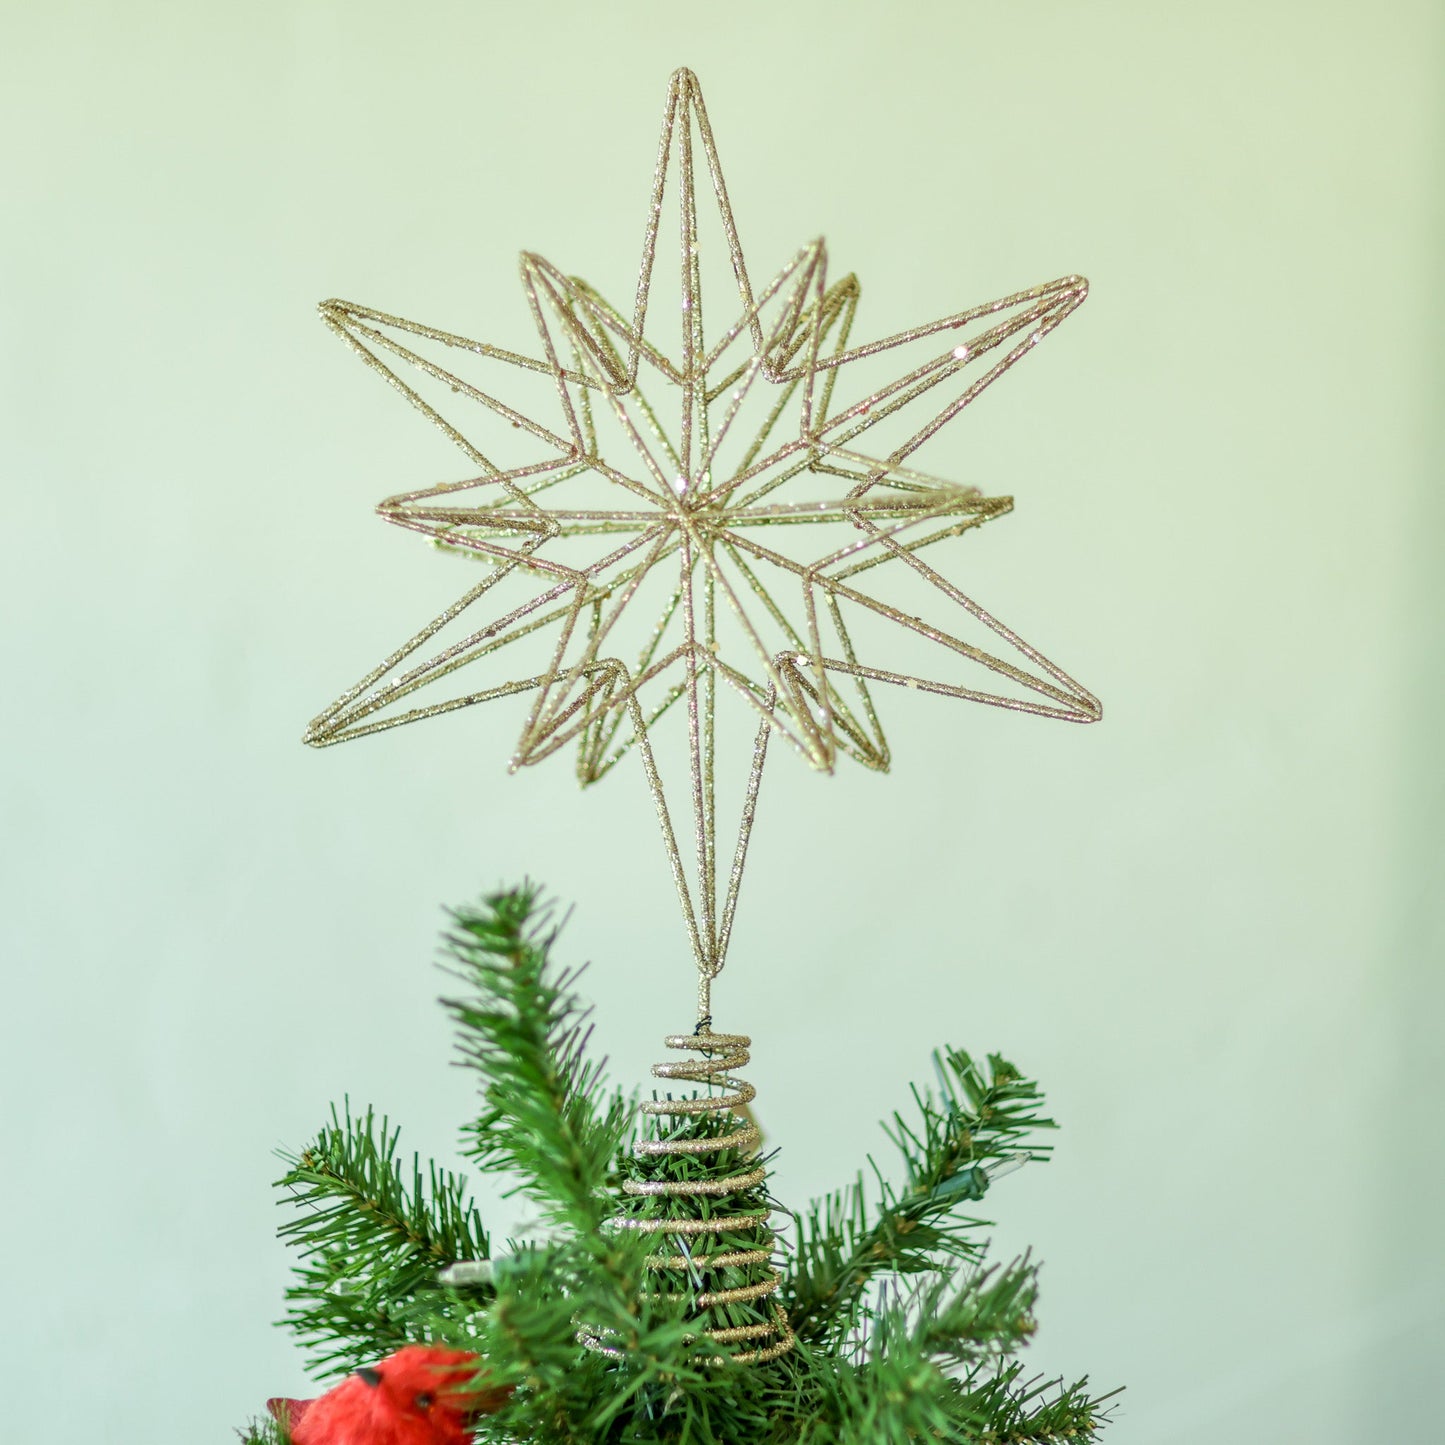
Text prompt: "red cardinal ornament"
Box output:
[[268, 1344, 508, 1445]]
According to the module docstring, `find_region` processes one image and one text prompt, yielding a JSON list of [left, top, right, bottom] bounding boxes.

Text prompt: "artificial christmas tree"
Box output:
[[242, 887, 1115, 1444]]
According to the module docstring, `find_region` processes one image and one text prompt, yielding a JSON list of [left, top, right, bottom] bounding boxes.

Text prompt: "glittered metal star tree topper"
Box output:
[[306, 67, 1099, 1014]]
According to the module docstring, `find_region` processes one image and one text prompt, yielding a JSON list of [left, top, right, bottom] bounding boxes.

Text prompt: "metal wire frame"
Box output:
[[305, 68, 1098, 1010]]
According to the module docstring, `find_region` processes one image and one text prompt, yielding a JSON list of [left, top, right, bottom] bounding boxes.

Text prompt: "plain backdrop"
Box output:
[[3, 3, 1442, 1442]]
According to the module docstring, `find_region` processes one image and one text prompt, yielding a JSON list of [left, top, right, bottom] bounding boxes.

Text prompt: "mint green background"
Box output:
[[3, 4, 1441, 1441]]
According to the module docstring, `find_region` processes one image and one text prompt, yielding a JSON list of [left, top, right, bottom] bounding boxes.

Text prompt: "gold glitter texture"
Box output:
[[306, 68, 1098, 999], [604, 1030, 794, 1365]]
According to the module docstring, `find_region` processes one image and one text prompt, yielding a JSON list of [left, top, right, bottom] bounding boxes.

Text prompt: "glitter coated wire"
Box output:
[[613, 1031, 794, 1365], [306, 67, 1099, 1010]]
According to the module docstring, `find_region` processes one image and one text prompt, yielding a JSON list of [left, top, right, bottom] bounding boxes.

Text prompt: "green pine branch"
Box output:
[[820, 1341, 956, 1445], [443, 884, 632, 1237], [236, 1413, 296, 1445], [906, 1255, 1042, 1367], [783, 1050, 1055, 1346], [436, 887, 706, 1442], [947, 1362, 1120, 1444], [245, 886, 1116, 1444], [822, 1298, 1114, 1445], [813, 1263, 1042, 1445], [275, 1102, 491, 1373]]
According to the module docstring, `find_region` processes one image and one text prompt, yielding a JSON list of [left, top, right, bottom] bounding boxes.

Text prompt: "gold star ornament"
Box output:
[[306, 68, 1098, 994]]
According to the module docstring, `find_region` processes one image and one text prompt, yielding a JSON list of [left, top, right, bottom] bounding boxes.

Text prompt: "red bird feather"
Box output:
[[268, 1344, 508, 1445]]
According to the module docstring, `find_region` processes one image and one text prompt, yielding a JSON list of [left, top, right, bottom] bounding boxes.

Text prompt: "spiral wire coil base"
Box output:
[[586, 1031, 794, 1365]]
